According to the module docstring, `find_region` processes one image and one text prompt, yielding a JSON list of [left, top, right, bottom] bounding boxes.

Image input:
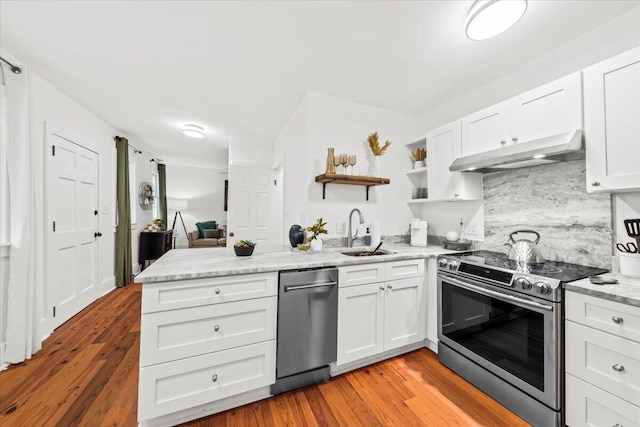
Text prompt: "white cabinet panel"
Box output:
[[385, 259, 425, 281], [566, 374, 640, 427], [383, 276, 425, 350], [509, 72, 582, 143], [141, 272, 277, 313], [337, 283, 384, 365], [338, 262, 385, 287], [140, 297, 277, 367], [585, 46, 640, 192], [138, 340, 276, 420], [461, 101, 510, 156]]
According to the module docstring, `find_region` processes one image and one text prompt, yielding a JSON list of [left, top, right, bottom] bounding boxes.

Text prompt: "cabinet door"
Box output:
[[427, 120, 460, 200], [584, 46, 640, 192], [509, 72, 582, 143], [337, 283, 384, 365], [461, 101, 510, 156], [383, 276, 425, 351]]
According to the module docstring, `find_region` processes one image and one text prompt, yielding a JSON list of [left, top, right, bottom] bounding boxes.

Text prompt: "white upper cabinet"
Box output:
[[427, 120, 482, 201], [461, 72, 582, 156], [584, 46, 640, 193], [461, 101, 510, 156]]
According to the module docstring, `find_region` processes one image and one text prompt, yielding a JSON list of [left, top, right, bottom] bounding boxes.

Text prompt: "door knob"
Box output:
[[94, 232, 102, 238], [229, 232, 234, 237]]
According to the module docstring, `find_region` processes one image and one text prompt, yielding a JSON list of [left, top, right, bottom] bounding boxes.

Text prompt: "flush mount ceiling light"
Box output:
[[466, 0, 527, 41], [182, 124, 205, 139]]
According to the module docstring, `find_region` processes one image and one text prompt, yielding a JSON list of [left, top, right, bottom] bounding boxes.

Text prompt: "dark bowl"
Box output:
[[234, 245, 254, 257]]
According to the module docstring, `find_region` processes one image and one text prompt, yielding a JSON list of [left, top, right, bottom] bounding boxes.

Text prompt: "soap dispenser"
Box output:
[[364, 228, 371, 246]]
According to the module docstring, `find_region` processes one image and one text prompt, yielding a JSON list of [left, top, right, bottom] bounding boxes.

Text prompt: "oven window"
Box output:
[[442, 281, 545, 391]]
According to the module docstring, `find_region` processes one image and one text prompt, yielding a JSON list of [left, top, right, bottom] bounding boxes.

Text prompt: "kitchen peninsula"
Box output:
[[134, 244, 452, 427]]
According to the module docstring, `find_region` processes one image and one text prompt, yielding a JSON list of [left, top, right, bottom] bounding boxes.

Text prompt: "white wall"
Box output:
[[129, 149, 159, 273], [275, 92, 422, 242], [166, 165, 228, 248]]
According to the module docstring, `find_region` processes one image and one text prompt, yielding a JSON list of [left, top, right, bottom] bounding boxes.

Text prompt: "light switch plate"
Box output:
[[336, 222, 346, 234]]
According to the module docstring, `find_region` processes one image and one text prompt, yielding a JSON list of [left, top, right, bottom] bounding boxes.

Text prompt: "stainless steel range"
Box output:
[[437, 250, 607, 427]]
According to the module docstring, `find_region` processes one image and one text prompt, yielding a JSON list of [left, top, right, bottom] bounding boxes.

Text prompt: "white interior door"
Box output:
[[46, 131, 99, 329], [227, 165, 275, 248]]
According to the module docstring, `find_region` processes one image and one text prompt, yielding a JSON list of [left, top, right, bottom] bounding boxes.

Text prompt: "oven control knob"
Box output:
[[515, 277, 532, 290], [534, 281, 551, 295], [447, 261, 458, 270], [438, 258, 448, 268]]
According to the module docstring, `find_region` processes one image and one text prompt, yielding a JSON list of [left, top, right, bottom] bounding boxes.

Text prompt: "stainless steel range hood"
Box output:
[[449, 130, 584, 173]]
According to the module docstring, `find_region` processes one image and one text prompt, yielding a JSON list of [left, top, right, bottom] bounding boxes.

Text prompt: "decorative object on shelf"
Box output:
[[288, 224, 305, 247], [326, 148, 336, 174], [411, 147, 427, 169], [234, 240, 255, 257], [138, 182, 154, 210], [307, 218, 327, 251], [367, 132, 392, 177], [315, 174, 390, 200], [339, 153, 349, 174], [348, 155, 356, 174]]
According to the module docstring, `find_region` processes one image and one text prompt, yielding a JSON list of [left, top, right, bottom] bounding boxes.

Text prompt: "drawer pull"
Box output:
[[612, 364, 625, 372], [212, 374, 218, 382], [387, 284, 393, 290], [215, 288, 221, 295], [214, 325, 220, 332], [379, 285, 385, 291], [612, 316, 623, 324]]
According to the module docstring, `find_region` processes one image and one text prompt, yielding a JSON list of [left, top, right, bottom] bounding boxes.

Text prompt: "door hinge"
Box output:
[[274, 179, 277, 186], [94, 210, 98, 215], [52, 221, 56, 232], [52, 145, 56, 156], [53, 306, 56, 317]]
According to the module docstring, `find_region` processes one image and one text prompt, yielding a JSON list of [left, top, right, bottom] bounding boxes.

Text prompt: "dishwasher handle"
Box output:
[[284, 281, 338, 292]]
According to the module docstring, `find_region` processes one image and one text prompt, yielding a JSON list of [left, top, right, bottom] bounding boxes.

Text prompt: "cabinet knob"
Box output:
[[591, 181, 601, 187], [214, 325, 220, 332], [215, 288, 221, 295], [387, 284, 393, 290], [612, 364, 625, 372], [512, 136, 519, 143], [212, 374, 218, 382], [454, 193, 459, 198], [612, 316, 623, 324], [500, 140, 507, 146], [379, 285, 385, 291]]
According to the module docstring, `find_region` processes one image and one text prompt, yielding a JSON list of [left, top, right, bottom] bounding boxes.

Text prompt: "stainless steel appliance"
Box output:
[[437, 251, 607, 427], [272, 267, 338, 395]]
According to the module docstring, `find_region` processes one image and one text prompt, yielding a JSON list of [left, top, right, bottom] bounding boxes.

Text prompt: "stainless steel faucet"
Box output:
[[347, 208, 365, 248]]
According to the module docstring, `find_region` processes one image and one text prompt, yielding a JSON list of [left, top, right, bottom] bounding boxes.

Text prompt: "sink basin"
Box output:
[[341, 249, 392, 257]]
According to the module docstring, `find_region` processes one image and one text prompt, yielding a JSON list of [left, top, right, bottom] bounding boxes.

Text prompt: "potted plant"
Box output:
[[367, 132, 392, 176], [307, 218, 328, 251], [411, 147, 427, 169]]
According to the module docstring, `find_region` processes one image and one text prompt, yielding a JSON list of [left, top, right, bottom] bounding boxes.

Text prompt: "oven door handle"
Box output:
[[444, 276, 554, 312]]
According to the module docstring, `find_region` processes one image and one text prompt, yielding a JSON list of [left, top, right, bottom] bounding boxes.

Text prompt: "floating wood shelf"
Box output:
[[315, 173, 390, 200]]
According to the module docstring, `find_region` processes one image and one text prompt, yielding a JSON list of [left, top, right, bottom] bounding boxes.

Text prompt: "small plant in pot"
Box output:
[[234, 240, 256, 257]]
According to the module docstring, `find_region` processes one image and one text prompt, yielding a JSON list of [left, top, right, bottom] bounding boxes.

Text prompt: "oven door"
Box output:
[[438, 274, 561, 410]]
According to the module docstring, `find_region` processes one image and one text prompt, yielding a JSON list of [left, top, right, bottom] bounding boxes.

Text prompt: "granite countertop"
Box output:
[[564, 272, 640, 307], [134, 244, 455, 284]]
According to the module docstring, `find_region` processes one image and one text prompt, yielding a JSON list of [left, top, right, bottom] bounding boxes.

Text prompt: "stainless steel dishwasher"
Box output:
[[272, 267, 338, 395]]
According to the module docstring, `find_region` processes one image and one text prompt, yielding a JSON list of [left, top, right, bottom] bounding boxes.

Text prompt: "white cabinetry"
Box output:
[[138, 272, 278, 425], [337, 260, 425, 366], [565, 291, 640, 426], [425, 121, 482, 201], [584, 46, 640, 193], [461, 72, 582, 156]]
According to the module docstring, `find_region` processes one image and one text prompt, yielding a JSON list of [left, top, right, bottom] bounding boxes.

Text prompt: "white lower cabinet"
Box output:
[[565, 291, 640, 426], [337, 260, 426, 366]]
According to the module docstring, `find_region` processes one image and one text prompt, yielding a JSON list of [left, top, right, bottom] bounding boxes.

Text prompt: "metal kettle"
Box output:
[[505, 230, 545, 264]]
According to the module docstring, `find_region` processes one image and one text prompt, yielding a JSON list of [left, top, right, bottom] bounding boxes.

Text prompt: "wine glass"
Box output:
[[348, 155, 356, 175], [333, 155, 341, 175], [340, 153, 348, 174]]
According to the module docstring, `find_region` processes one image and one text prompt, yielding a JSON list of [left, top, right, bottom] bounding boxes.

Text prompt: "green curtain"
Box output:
[[115, 136, 132, 287], [158, 163, 167, 226]]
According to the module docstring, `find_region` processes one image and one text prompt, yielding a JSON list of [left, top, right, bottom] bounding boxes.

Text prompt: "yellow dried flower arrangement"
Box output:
[[367, 132, 392, 156], [411, 148, 426, 161]]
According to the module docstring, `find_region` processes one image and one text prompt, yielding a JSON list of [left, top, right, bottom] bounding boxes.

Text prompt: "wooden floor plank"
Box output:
[[0, 282, 530, 426]]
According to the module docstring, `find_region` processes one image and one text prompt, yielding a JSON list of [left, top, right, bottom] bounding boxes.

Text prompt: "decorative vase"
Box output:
[[288, 225, 305, 247], [414, 160, 425, 169], [310, 237, 323, 251], [372, 156, 381, 177], [326, 148, 336, 174]]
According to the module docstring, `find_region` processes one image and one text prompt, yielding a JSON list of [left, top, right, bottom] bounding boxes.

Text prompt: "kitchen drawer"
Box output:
[[138, 340, 276, 420], [384, 259, 425, 281], [140, 296, 277, 367], [566, 373, 640, 427], [141, 272, 278, 313], [339, 262, 385, 287], [566, 321, 640, 405], [566, 291, 640, 343]]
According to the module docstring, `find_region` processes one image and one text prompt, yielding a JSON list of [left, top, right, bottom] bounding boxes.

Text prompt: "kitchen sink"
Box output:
[[340, 249, 392, 257]]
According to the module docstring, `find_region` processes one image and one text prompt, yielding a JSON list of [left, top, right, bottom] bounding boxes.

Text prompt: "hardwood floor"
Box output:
[[0, 282, 529, 427]]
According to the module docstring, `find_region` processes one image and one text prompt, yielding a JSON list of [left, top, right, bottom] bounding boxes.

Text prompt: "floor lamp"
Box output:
[[168, 199, 189, 248]]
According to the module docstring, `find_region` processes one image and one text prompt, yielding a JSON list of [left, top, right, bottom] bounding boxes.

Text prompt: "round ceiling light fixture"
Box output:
[[466, 0, 527, 41], [182, 124, 205, 139]]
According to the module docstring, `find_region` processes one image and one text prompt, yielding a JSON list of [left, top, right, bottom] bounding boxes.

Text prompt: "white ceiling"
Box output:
[[1, 0, 639, 168]]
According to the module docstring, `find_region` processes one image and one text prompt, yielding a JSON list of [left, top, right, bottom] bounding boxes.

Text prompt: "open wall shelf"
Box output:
[[315, 173, 390, 200]]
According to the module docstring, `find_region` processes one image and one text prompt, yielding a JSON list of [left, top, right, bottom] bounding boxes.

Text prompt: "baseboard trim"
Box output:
[[330, 341, 425, 376]]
